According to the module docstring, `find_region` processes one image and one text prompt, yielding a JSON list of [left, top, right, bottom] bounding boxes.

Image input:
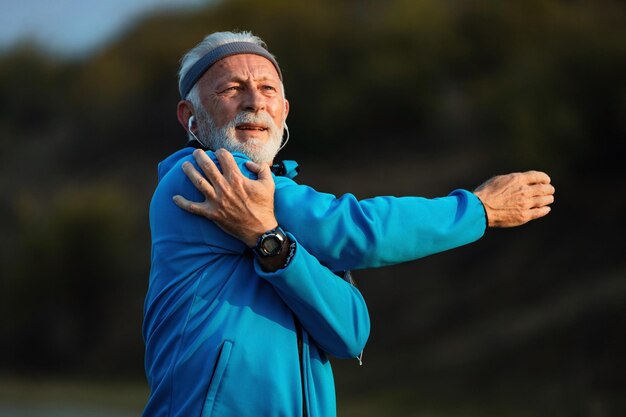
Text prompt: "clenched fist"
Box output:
[[474, 171, 555, 228]]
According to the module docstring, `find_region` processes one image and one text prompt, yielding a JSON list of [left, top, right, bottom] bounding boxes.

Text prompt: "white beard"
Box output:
[[196, 108, 283, 164]]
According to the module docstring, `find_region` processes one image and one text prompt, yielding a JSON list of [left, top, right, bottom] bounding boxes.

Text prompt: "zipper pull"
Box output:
[[356, 350, 364, 366]]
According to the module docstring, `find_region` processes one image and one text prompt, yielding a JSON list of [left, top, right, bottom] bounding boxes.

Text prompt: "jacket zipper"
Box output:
[[294, 318, 307, 417]]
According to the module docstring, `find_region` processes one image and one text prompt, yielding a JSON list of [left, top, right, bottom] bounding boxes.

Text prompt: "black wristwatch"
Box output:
[[253, 227, 287, 258]]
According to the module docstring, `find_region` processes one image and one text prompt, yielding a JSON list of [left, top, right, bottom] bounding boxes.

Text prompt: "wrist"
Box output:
[[253, 226, 287, 258], [254, 228, 292, 273], [473, 192, 491, 228], [245, 220, 279, 248]]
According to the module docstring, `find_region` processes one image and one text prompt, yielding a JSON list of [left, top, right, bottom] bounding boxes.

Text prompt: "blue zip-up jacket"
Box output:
[[143, 149, 486, 417]]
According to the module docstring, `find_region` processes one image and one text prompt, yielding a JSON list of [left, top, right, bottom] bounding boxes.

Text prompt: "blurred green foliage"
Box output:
[[3, 185, 147, 373], [0, 0, 625, 414]]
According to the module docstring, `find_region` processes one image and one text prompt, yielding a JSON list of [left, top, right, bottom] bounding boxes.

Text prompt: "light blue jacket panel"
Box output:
[[273, 175, 486, 270], [143, 148, 486, 417]]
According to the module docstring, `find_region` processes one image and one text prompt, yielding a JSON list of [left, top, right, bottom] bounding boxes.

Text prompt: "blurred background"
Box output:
[[1, 0, 625, 416]]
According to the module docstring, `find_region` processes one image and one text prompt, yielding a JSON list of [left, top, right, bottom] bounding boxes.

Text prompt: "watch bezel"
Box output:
[[254, 227, 287, 258]]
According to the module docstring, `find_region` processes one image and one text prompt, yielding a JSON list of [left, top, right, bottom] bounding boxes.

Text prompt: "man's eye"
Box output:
[[262, 85, 276, 91], [222, 86, 240, 93]]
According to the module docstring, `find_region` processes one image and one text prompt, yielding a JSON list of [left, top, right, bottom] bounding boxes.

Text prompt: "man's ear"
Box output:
[[177, 100, 195, 134]]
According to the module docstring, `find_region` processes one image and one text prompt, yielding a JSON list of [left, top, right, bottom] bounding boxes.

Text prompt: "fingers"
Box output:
[[245, 160, 273, 182], [172, 195, 204, 215], [530, 194, 555, 208], [528, 205, 551, 221], [244, 160, 261, 174], [528, 179, 555, 209], [531, 183, 556, 197], [182, 160, 217, 200], [214, 148, 240, 182], [522, 170, 551, 185], [192, 149, 227, 190]]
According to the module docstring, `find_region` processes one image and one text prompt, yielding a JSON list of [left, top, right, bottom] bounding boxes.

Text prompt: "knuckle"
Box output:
[[230, 176, 242, 186], [200, 161, 213, 171]]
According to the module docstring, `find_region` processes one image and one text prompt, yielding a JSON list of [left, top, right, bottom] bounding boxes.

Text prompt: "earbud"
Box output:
[[187, 115, 205, 146], [187, 115, 195, 131]]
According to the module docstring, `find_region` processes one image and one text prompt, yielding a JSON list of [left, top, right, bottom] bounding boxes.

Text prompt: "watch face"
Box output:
[[262, 237, 282, 254], [255, 227, 286, 258]]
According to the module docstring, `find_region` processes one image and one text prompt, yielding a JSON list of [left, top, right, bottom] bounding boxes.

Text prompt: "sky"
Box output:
[[0, 0, 208, 57]]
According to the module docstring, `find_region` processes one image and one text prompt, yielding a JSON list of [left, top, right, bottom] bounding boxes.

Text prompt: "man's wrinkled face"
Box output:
[[194, 54, 289, 164]]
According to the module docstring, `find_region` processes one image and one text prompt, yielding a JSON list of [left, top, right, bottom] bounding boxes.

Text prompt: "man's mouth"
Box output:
[[236, 124, 267, 132]]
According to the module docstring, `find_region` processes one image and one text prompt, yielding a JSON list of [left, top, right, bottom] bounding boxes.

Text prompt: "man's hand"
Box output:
[[173, 148, 278, 247], [474, 171, 555, 228]]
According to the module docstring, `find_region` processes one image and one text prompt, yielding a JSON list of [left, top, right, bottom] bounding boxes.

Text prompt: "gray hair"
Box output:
[[178, 31, 285, 141]]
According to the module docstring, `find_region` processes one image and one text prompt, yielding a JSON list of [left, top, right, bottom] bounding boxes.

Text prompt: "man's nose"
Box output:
[[241, 88, 265, 112]]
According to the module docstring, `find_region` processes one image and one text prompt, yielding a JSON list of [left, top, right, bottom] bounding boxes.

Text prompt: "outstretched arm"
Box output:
[[174, 149, 555, 270]]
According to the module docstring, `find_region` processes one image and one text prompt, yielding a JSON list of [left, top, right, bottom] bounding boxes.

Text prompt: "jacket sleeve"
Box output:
[[254, 233, 370, 359], [197, 152, 486, 272], [273, 179, 487, 271]]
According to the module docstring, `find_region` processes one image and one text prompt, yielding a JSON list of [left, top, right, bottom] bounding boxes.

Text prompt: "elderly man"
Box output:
[[143, 31, 555, 417]]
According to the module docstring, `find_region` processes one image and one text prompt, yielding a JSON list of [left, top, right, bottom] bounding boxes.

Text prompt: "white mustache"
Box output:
[[230, 111, 278, 131]]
